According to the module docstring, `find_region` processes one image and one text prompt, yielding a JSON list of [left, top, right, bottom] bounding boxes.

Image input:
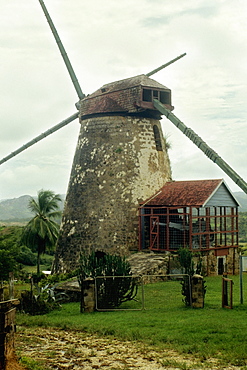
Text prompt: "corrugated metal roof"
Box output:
[[141, 179, 238, 207]]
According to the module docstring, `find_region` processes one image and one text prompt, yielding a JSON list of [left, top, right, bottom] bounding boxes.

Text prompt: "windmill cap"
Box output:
[[80, 74, 173, 119]]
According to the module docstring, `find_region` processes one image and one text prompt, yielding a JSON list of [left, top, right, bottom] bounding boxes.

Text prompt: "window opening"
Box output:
[[160, 91, 170, 105], [153, 125, 163, 151], [153, 90, 159, 98], [142, 88, 170, 105], [143, 89, 152, 102], [218, 257, 225, 275]]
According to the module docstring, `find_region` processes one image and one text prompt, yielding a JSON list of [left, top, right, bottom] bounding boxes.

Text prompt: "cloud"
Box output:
[[0, 0, 247, 199]]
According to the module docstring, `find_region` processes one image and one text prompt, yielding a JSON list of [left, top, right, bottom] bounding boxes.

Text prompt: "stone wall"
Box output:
[[127, 252, 170, 276], [201, 247, 239, 276], [53, 115, 171, 273], [227, 247, 240, 275]]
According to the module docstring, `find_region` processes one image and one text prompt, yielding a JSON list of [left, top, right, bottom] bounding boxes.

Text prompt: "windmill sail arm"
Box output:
[[38, 0, 85, 100], [146, 53, 186, 77], [153, 99, 247, 194], [0, 112, 78, 166]]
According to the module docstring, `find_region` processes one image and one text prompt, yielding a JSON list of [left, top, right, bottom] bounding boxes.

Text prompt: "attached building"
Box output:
[[139, 179, 239, 275]]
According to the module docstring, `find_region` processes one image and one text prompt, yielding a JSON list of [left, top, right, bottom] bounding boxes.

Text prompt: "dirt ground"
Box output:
[[13, 326, 240, 370], [5, 355, 27, 370]]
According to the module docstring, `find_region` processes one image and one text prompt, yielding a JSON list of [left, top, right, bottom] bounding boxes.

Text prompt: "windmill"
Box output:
[[1, 0, 247, 273]]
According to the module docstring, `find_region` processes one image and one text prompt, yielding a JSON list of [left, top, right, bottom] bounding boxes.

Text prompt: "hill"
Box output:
[[0, 194, 65, 223], [234, 192, 247, 212], [0, 195, 33, 222]]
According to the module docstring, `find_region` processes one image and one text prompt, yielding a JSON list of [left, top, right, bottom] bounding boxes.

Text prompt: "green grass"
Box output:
[[20, 356, 45, 370], [23, 253, 54, 273], [23, 264, 50, 274], [17, 274, 247, 367]]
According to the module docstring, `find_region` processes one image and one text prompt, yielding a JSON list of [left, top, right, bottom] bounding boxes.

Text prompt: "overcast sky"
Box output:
[[1, 0, 247, 200]]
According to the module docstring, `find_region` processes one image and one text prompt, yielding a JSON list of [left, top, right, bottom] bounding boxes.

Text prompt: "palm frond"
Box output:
[[22, 189, 62, 269], [28, 197, 40, 214]]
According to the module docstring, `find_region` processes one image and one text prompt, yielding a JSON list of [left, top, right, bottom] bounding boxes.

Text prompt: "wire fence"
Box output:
[[94, 274, 191, 311]]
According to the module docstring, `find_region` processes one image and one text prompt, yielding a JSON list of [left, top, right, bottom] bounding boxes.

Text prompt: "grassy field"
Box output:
[[23, 264, 51, 274], [17, 274, 247, 368]]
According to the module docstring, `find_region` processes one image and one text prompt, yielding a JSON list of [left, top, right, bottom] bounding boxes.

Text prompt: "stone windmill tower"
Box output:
[[53, 74, 173, 272]]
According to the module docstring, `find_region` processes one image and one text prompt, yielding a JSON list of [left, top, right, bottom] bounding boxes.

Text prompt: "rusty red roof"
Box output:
[[88, 74, 170, 98], [142, 179, 228, 207], [80, 74, 173, 119]]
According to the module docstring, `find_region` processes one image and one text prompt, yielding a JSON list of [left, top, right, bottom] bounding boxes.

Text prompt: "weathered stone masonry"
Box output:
[[53, 115, 171, 272]]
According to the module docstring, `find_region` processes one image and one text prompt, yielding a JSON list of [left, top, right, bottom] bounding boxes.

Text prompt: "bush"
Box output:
[[0, 249, 17, 280], [178, 248, 195, 275], [20, 290, 60, 315], [16, 246, 37, 266], [40, 254, 53, 269], [19, 281, 70, 315], [78, 251, 138, 309], [39, 270, 78, 287], [178, 248, 205, 306]]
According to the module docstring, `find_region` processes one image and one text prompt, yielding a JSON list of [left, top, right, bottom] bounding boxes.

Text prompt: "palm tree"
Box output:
[[22, 190, 62, 274]]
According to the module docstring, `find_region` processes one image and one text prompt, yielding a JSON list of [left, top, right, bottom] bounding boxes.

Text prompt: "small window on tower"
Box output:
[[160, 91, 170, 105], [153, 90, 159, 99], [143, 89, 152, 102], [153, 125, 163, 151]]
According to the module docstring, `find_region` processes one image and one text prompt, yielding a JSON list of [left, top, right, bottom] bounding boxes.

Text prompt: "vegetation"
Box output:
[[21, 190, 62, 274], [78, 251, 138, 309], [17, 275, 247, 368], [178, 248, 205, 306], [0, 249, 16, 281], [0, 210, 246, 278], [0, 225, 23, 280], [239, 211, 247, 242], [0, 225, 54, 280], [20, 356, 45, 370], [178, 248, 195, 275], [20, 281, 70, 315]]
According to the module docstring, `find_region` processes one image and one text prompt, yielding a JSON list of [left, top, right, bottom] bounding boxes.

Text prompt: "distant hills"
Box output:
[[1, 191, 247, 224], [234, 192, 247, 212], [0, 194, 65, 224]]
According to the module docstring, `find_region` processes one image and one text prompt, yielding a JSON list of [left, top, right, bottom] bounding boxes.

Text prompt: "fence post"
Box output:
[[222, 277, 233, 309], [83, 278, 95, 312], [0, 299, 19, 369], [191, 275, 204, 308], [239, 255, 243, 304], [8, 273, 14, 300]]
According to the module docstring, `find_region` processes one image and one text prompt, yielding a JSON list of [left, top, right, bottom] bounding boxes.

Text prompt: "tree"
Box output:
[[0, 226, 21, 280], [21, 190, 62, 274], [0, 249, 16, 281]]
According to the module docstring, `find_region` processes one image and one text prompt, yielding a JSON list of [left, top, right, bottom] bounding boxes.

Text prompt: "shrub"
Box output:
[[178, 248, 195, 275], [20, 290, 60, 315], [0, 249, 17, 281], [78, 251, 138, 309], [178, 248, 206, 306], [19, 282, 69, 315], [39, 270, 78, 286], [16, 246, 37, 266]]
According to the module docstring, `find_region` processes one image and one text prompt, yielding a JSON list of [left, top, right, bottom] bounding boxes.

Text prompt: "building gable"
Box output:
[[204, 181, 239, 207]]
